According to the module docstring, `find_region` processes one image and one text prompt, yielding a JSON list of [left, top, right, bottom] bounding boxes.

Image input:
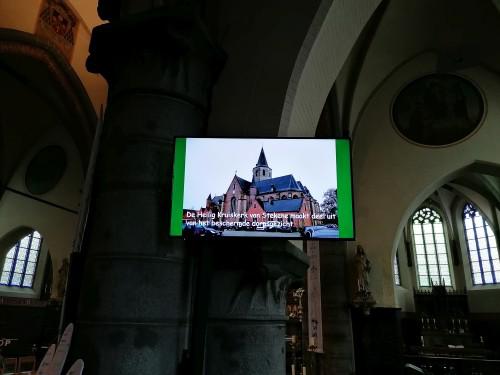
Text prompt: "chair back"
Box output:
[[3, 358, 17, 374], [404, 363, 425, 374]]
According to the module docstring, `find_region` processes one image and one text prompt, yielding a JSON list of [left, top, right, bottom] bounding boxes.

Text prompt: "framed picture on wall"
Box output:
[[392, 73, 485, 147]]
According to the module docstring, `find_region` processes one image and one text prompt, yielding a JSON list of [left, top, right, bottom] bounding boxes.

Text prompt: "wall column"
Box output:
[[204, 242, 309, 375], [319, 242, 355, 375], [70, 6, 223, 375]]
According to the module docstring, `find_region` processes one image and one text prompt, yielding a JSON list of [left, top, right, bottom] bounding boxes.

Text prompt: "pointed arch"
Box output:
[[463, 202, 500, 285], [279, 0, 384, 136], [411, 207, 452, 287], [1, 230, 43, 288], [230, 197, 237, 214]]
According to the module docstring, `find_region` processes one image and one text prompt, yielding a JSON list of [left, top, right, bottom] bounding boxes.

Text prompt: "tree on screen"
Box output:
[[321, 188, 338, 216]]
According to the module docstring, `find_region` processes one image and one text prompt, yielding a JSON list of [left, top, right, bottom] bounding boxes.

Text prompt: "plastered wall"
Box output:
[[0, 127, 83, 299], [354, 52, 500, 307]]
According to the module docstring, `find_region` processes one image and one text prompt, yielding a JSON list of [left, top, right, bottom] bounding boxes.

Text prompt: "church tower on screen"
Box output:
[[252, 147, 272, 182]]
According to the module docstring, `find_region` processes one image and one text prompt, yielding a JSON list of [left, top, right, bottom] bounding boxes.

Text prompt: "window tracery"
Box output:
[[1, 231, 42, 288], [463, 203, 500, 285], [412, 208, 452, 287]]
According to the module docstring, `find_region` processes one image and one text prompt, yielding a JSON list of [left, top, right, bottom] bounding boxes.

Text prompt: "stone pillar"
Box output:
[[319, 241, 355, 375], [70, 6, 223, 375], [204, 241, 309, 375]]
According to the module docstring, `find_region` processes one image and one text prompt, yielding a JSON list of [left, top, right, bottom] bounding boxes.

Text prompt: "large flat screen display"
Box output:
[[169, 138, 354, 240]]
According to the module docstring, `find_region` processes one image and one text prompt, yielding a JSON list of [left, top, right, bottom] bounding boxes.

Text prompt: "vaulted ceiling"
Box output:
[[335, 0, 500, 138]]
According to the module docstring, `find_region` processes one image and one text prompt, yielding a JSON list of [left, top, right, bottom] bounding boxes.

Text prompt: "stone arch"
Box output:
[[390, 162, 498, 263], [449, 184, 499, 230], [279, 0, 384, 136], [0, 28, 97, 172], [0, 226, 33, 261], [390, 162, 500, 286]]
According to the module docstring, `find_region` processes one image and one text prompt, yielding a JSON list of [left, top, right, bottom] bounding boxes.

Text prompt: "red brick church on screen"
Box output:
[[196, 148, 321, 229]]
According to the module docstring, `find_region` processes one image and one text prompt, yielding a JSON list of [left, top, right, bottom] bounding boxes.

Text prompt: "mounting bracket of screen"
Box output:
[[169, 138, 354, 240]]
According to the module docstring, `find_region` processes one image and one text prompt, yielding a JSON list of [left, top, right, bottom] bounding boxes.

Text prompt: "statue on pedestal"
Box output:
[[57, 258, 69, 300], [352, 245, 376, 314]]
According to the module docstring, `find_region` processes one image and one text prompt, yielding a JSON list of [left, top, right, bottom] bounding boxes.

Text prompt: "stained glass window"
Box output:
[[1, 231, 42, 288], [394, 252, 401, 286], [412, 208, 452, 287], [463, 203, 500, 285]]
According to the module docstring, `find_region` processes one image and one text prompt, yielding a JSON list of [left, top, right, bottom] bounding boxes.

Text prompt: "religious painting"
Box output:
[[36, 0, 79, 61], [392, 74, 485, 146], [25, 145, 67, 195]]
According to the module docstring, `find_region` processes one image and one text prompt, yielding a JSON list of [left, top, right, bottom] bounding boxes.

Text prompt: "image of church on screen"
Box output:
[[184, 148, 324, 230]]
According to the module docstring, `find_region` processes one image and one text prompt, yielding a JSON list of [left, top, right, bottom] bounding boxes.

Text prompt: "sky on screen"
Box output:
[[183, 138, 338, 210]]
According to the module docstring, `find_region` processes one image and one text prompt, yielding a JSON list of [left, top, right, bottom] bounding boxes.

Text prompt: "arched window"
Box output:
[[412, 207, 452, 287], [394, 252, 401, 286], [1, 231, 42, 288], [231, 197, 237, 214], [463, 203, 500, 285]]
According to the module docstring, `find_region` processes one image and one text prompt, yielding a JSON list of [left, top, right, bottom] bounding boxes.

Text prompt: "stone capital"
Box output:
[[86, 6, 225, 105], [208, 241, 309, 320], [204, 241, 308, 375]]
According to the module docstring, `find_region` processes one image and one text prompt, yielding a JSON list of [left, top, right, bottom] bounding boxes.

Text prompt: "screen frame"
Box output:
[[169, 136, 355, 241]]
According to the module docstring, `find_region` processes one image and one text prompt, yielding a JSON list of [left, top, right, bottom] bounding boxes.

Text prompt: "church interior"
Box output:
[[2, 0, 500, 374]]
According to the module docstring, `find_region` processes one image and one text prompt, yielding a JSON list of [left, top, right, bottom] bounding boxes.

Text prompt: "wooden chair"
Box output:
[[3, 358, 18, 374], [16, 356, 36, 373]]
